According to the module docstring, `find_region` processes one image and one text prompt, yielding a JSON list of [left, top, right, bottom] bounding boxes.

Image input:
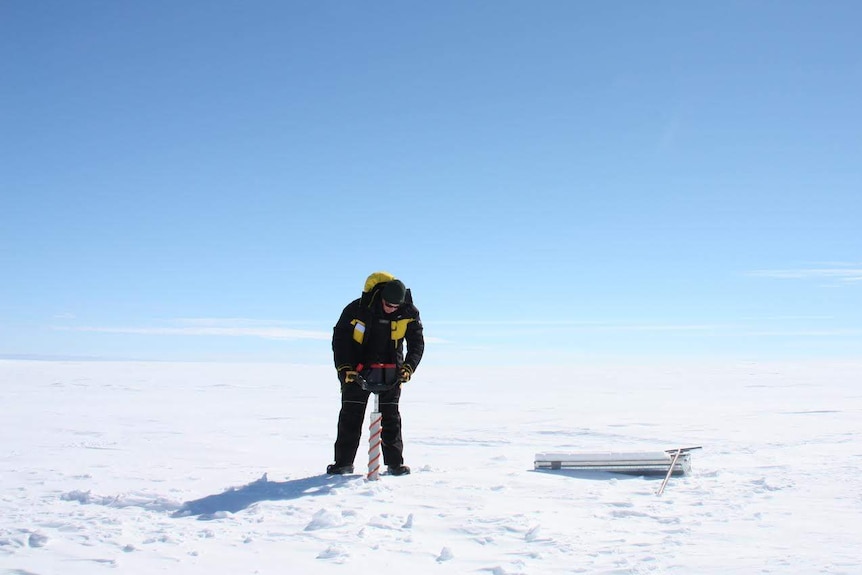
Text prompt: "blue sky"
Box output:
[[2, 1, 860, 365]]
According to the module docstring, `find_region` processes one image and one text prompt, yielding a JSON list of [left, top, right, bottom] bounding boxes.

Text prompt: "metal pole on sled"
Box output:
[[656, 446, 702, 496], [367, 392, 382, 481], [656, 448, 683, 496]]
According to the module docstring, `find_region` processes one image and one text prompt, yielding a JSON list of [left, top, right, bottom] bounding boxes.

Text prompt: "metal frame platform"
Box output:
[[534, 447, 699, 477]]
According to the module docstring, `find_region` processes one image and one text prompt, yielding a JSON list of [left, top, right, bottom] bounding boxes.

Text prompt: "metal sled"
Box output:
[[534, 447, 700, 477]]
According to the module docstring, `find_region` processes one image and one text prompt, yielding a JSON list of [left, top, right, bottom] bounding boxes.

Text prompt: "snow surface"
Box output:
[[2, 359, 860, 574]]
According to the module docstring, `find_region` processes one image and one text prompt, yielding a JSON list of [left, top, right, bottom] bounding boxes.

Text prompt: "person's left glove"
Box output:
[[398, 364, 413, 385]]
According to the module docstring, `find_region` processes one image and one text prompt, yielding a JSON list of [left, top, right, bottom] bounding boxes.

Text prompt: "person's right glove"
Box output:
[[337, 366, 358, 385]]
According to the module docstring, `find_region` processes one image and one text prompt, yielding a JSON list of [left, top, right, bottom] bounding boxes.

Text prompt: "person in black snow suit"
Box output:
[[328, 272, 424, 476]]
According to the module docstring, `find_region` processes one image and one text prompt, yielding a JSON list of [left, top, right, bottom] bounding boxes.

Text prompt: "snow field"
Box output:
[[2, 360, 860, 574]]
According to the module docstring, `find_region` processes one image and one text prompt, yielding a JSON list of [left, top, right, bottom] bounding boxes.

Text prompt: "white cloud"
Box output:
[[745, 329, 862, 337], [432, 320, 727, 332], [750, 264, 862, 283], [56, 321, 330, 341], [173, 318, 305, 327]]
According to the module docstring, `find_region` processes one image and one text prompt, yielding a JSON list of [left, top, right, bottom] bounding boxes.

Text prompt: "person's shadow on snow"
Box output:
[[173, 473, 356, 519]]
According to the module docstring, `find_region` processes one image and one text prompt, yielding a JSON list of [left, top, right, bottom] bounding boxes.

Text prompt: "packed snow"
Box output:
[[1, 359, 860, 574]]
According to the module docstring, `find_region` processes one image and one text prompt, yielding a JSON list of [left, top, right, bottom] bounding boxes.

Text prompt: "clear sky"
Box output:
[[2, 1, 861, 365]]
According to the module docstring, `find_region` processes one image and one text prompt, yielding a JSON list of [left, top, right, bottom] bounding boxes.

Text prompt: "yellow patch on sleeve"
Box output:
[[352, 320, 366, 344]]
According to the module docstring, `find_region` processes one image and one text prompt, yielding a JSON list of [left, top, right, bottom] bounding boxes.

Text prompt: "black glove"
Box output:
[[398, 364, 413, 384], [338, 366, 358, 385]]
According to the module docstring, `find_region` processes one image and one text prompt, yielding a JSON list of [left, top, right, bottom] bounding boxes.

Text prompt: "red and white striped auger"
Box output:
[[367, 394, 383, 481]]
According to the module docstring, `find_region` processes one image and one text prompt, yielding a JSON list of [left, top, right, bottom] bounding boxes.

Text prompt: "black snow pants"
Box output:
[[333, 382, 403, 468]]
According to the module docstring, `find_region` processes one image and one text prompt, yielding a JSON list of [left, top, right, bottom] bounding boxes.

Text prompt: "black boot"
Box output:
[[326, 463, 354, 475], [387, 464, 411, 476]]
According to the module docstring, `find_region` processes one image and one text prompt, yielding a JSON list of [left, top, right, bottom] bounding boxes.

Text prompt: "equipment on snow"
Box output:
[[534, 446, 702, 484]]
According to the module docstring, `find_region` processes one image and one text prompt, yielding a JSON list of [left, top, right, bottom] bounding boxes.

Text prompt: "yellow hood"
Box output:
[[363, 271, 397, 293]]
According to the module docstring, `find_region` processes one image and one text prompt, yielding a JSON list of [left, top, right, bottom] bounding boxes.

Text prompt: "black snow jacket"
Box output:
[[332, 274, 424, 381]]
